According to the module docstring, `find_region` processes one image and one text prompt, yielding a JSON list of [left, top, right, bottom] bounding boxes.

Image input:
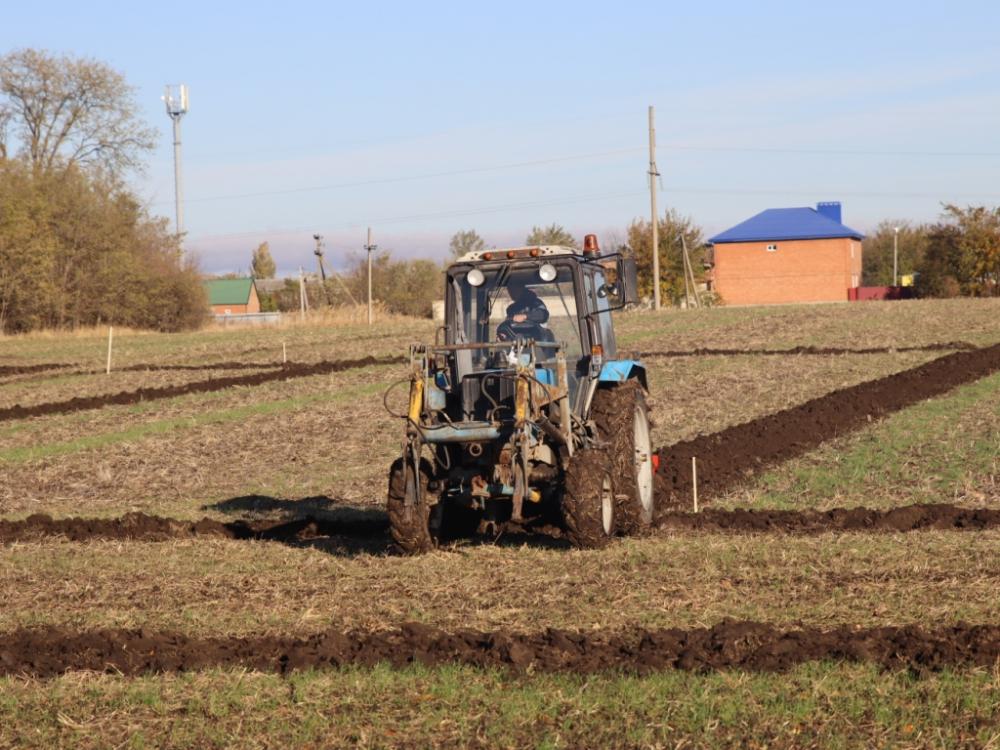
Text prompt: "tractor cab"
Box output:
[[443, 239, 635, 415], [386, 234, 652, 554]]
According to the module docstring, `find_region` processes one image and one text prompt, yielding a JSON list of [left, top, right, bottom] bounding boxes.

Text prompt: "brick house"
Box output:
[[203, 278, 261, 315], [707, 202, 864, 305]]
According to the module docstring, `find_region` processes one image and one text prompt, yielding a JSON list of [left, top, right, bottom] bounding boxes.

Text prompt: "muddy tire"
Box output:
[[562, 448, 616, 549], [387, 457, 438, 554], [590, 381, 655, 533]]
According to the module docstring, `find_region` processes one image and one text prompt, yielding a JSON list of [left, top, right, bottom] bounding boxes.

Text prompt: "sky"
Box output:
[[3, 1, 999, 276]]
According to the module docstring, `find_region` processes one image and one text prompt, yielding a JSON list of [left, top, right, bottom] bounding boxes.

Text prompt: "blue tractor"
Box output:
[[387, 234, 654, 552]]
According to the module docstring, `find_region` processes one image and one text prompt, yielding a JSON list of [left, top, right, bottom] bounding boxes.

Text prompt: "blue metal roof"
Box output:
[[708, 205, 864, 244]]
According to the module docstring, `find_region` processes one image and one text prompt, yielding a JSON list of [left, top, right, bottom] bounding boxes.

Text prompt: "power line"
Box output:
[[154, 142, 1000, 209], [187, 189, 649, 244], [662, 144, 1000, 157], [155, 147, 645, 206], [663, 186, 1000, 199], [187, 182, 1000, 246]]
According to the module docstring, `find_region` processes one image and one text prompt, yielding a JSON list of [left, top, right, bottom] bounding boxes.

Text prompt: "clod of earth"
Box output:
[[654, 343, 1000, 506], [2, 621, 999, 678]]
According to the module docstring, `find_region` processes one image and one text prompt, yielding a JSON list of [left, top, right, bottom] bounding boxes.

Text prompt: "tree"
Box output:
[[626, 209, 705, 304], [339, 250, 442, 318], [526, 224, 577, 248], [449, 229, 486, 258], [861, 221, 928, 286], [916, 224, 965, 298], [942, 204, 1000, 295], [0, 49, 156, 176], [0, 158, 205, 333], [251, 242, 277, 279]]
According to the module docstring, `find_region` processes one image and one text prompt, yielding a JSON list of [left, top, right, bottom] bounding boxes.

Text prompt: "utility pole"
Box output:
[[893, 226, 900, 286], [313, 234, 328, 282], [364, 227, 376, 325], [298, 266, 308, 322], [681, 234, 700, 308], [648, 105, 661, 310], [162, 85, 189, 251], [314, 234, 359, 305]]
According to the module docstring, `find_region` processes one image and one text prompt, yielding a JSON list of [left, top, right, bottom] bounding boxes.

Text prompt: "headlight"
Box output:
[[538, 263, 557, 282]]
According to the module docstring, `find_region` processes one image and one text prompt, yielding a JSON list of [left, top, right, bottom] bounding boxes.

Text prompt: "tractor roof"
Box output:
[[453, 245, 580, 264]]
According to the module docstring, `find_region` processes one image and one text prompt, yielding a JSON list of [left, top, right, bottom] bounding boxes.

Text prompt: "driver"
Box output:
[[497, 279, 549, 341]]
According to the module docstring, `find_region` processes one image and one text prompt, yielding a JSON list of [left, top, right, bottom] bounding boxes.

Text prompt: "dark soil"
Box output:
[[115, 361, 286, 372], [0, 355, 406, 423], [2, 620, 998, 677], [656, 504, 1000, 533], [0, 512, 386, 545], [654, 343, 1000, 507], [638, 342, 975, 359], [0, 363, 73, 377], [3, 503, 999, 546]]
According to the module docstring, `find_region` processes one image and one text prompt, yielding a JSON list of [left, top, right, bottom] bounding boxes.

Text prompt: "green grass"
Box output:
[[2, 663, 998, 749], [730, 371, 1000, 510], [0, 379, 389, 463]]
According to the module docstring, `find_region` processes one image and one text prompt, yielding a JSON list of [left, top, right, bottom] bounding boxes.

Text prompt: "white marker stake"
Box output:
[[106, 326, 113, 375], [282, 342, 287, 364], [692, 456, 699, 513]]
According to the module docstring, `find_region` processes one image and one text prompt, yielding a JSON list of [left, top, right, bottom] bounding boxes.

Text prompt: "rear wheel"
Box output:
[[562, 448, 616, 549], [591, 382, 655, 533], [387, 457, 438, 554]]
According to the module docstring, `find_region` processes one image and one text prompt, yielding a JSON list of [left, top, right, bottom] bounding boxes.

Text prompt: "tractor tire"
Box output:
[[387, 457, 438, 554], [590, 381, 656, 534], [561, 448, 616, 549]]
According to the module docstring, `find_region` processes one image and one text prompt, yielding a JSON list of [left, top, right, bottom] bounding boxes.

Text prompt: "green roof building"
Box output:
[[203, 278, 261, 314]]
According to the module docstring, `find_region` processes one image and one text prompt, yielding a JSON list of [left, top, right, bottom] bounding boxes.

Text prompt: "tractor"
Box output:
[[385, 234, 654, 552]]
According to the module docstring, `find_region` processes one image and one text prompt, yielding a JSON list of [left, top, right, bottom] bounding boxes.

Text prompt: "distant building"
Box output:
[[707, 202, 864, 305], [203, 278, 261, 315]]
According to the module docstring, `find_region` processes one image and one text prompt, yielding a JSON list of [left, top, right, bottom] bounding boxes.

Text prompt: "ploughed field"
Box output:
[[2, 299, 1000, 748]]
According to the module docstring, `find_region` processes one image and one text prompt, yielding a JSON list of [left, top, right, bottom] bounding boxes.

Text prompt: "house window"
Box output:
[[766, 244, 778, 252]]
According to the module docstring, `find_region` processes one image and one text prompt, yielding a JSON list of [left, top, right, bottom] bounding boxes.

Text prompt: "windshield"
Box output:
[[452, 263, 582, 366]]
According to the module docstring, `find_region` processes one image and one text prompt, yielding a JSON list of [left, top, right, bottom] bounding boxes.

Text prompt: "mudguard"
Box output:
[[598, 360, 647, 390]]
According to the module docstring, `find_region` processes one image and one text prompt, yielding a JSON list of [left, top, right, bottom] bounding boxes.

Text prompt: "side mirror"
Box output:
[[618, 256, 640, 305]]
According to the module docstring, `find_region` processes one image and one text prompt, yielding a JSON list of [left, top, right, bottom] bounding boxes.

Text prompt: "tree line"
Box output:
[[0, 49, 205, 334], [862, 205, 1000, 296], [250, 203, 1000, 321]]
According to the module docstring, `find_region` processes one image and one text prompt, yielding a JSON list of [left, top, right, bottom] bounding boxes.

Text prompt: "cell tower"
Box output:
[[162, 84, 189, 246]]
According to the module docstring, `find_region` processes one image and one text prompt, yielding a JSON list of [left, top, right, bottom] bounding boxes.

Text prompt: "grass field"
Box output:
[[2, 298, 1000, 748]]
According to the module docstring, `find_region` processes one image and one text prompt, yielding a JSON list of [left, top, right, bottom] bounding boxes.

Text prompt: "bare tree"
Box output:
[[0, 49, 156, 175]]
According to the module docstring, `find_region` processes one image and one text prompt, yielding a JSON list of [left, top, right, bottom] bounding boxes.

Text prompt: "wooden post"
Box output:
[[282, 341, 287, 364], [106, 326, 113, 375], [692, 456, 699, 513], [298, 267, 307, 322]]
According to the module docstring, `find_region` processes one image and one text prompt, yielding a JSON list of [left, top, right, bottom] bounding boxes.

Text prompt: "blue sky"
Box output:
[[4, 1, 999, 275]]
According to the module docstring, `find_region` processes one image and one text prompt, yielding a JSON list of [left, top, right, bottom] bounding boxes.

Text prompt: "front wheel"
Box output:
[[562, 448, 616, 549], [591, 382, 656, 533], [387, 457, 438, 554]]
